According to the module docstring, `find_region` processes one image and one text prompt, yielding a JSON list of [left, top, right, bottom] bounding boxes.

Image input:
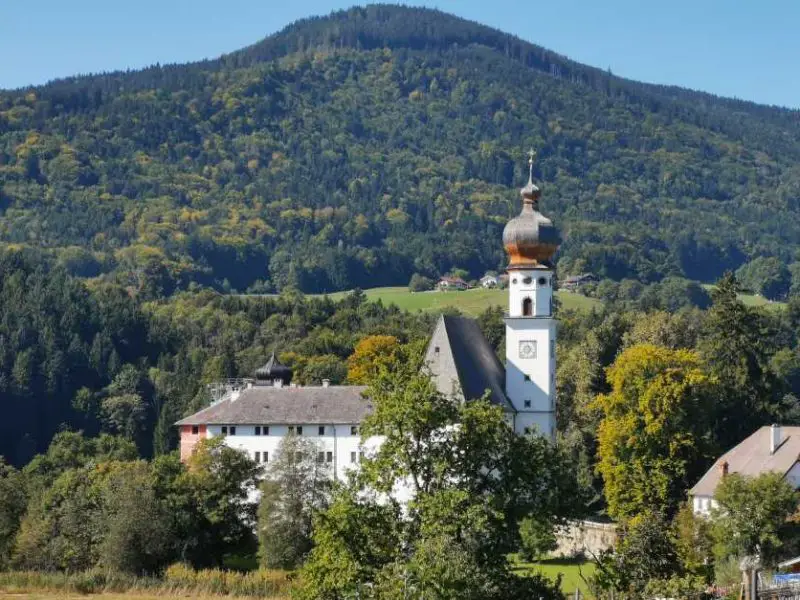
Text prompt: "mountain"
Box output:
[[2, 4, 800, 295]]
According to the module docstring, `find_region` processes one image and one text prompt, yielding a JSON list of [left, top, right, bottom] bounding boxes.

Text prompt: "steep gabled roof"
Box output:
[[427, 315, 512, 411], [690, 426, 800, 497], [175, 385, 370, 426]]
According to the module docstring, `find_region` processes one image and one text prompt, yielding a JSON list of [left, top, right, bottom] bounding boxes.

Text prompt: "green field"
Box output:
[[513, 558, 597, 596], [318, 287, 602, 316], [700, 284, 786, 310]]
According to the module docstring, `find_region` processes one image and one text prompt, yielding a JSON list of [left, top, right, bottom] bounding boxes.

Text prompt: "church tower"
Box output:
[[502, 151, 561, 440]]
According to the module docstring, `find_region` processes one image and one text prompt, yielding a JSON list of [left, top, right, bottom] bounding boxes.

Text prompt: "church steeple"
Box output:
[[502, 150, 559, 440]]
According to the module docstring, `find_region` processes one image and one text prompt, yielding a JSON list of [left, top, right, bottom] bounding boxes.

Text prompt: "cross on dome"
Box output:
[[527, 148, 536, 184]]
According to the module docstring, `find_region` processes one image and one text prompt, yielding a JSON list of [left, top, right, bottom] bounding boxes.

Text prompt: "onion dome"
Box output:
[[502, 150, 561, 268], [255, 351, 293, 385]]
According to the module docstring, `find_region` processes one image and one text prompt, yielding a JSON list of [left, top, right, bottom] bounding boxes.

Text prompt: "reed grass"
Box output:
[[0, 564, 293, 598]]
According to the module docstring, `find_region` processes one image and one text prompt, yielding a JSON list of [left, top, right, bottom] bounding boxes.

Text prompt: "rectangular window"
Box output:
[[264, 452, 269, 463], [221, 426, 228, 435], [524, 400, 531, 408], [350, 451, 357, 463], [255, 426, 261, 436], [359, 451, 365, 462], [255, 451, 261, 463], [326, 451, 333, 463], [350, 425, 359, 435], [191, 425, 199, 435], [263, 426, 269, 435], [319, 426, 325, 435], [317, 451, 325, 463], [229, 426, 236, 436], [524, 374, 531, 382], [297, 426, 303, 435]]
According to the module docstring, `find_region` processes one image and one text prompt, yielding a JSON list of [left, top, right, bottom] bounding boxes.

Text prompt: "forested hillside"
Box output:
[[2, 5, 800, 294]]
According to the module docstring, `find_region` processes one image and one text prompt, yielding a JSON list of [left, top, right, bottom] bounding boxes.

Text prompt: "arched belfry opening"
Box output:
[[522, 297, 533, 316]]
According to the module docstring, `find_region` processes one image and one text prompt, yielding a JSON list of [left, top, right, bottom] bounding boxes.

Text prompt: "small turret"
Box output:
[[255, 351, 293, 386]]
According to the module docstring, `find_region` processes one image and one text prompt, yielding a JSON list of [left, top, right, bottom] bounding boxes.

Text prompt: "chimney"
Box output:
[[274, 379, 283, 389], [771, 424, 782, 455], [719, 460, 729, 477], [322, 379, 330, 388]]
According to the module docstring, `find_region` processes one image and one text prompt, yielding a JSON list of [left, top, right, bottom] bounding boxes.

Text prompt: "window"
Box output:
[[221, 426, 228, 435], [297, 426, 303, 435], [317, 451, 325, 463], [524, 427, 531, 435], [326, 452, 333, 463], [523, 276, 532, 285], [350, 426, 359, 435], [434, 346, 440, 354], [359, 451, 365, 462], [319, 426, 325, 435], [538, 277, 547, 286], [255, 426, 261, 436], [524, 374, 531, 381], [229, 426, 236, 436], [191, 425, 199, 435], [524, 400, 531, 408], [263, 426, 269, 435], [289, 426, 303, 435], [350, 451, 357, 463], [550, 340, 555, 359], [264, 452, 269, 463], [522, 297, 533, 316], [255, 451, 261, 463]]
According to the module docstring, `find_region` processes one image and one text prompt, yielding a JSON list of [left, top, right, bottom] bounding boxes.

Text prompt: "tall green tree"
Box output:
[[711, 472, 799, 566], [593, 344, 718, 521], [299, 343, 583, 600], [258, 433, 331, 569]]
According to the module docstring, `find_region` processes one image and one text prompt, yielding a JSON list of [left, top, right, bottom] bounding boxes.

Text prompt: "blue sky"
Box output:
[[2, 0, 797, 108]]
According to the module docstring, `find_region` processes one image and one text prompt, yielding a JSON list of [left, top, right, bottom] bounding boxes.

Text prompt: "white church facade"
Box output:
[[176, 152, 562, 469]]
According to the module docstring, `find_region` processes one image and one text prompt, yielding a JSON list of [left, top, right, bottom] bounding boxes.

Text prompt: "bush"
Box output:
[[409, 273, 435, 292], [518, 517, 557, 561]]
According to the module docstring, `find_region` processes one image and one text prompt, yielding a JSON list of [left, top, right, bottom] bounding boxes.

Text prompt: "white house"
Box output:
[[480, 274, 499, 288], [177, 152, 561, 466], [689, 425, 800, 516]]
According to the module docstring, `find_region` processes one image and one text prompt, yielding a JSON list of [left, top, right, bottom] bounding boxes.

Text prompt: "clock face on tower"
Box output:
[[519, 340, 537, 359]]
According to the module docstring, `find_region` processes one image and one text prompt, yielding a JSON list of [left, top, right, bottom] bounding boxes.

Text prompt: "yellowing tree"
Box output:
[[593, 344, 717, 522], [346, 335, 400, 384]]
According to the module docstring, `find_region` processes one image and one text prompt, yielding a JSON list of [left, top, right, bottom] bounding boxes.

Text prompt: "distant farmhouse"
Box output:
[[690, 425, 800, 516], [480, 274, 499, 288], [561, 273, 598, 292], [438, 276, 468, 291]]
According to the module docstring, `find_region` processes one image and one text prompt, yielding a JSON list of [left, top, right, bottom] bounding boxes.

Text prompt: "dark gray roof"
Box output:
[[175, 385, 370, 426], [437, 315, 512, 410], [255, 352, 293, 382]]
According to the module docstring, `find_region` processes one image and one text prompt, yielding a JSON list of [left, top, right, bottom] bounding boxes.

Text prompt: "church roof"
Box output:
[[175, 385, 370, 426], [429, 315, 513, 411], [690, 426, 800, 497]]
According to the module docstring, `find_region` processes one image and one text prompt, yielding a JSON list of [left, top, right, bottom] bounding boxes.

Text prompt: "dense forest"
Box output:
[[2, 5, 800, 294]]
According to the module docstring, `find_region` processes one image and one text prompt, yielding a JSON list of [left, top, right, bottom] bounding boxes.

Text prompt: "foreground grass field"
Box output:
[[513, 558, 597, 597], [319, 286, 602, 316]]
